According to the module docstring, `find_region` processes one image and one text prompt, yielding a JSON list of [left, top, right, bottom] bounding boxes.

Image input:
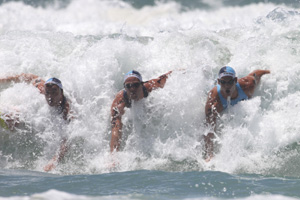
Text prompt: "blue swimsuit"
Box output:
[[217, 83, 248, 109]]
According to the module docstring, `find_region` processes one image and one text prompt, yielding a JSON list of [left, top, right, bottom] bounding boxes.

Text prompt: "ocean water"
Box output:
[[0, 0, 300, 199]]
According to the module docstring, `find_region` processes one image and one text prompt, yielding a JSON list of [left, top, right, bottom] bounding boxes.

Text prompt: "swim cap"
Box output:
[[218, 66, 236, 78], [45, 77, 63, 89], [124, 70, 143, 83]]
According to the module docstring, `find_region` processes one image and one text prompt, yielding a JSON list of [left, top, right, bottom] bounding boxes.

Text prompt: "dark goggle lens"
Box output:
[[125, 82, 141, 89], [220, 79, 235, 85]]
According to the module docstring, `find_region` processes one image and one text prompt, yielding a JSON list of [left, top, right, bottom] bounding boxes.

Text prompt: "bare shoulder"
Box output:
[[238, 75, 255, 85], [142, 81, 152, 92], [116, 90, 125, 100], [143, 80, 158, 93], [238, 75, 256, 95], [205, 86, 222, 113], [111, 90, 126, 117], [207, 86, 218, 101]]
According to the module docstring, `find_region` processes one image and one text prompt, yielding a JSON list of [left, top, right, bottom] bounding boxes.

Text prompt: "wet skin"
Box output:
[[124, 77, 143, 101], [204, 69, 271, 162], [44, 84, 63, 107], [217, 76, 238, 99]]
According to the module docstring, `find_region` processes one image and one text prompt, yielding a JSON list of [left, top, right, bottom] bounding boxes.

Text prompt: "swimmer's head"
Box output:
[[44, 77, 64, 107], [124, 70, 142, 83], [123, 70, 143, 101], [218, 66, 236, 79], [218, 66, 237, 97], [45, 77, 63, 90]]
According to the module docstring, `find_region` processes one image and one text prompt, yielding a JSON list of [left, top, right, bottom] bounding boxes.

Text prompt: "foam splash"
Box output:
[[0, 189, 298, 200], [0, 0, 300, 176]]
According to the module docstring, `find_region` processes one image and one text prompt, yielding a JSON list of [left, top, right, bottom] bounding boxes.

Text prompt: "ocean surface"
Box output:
[[0, 0, 300, 199]]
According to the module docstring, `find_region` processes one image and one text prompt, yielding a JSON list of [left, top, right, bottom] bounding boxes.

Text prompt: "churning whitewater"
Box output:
[[0, 1, 300, 199], [0, 0, 300, 200]]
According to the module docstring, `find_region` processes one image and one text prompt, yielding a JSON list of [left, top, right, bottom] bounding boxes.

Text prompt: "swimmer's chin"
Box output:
[[47, 101, 54, 106], [129, 94, 138, 100], [47, 100, 58, 107]]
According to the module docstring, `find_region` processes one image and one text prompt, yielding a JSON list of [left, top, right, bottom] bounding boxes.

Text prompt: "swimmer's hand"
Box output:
[[44, 162, 56, 172], [108, 161, 118, 170], [203, 150, 214, 162], [44, 156, 57, 172], [108, 152, 120, 170], [205, 154, 214, 162]]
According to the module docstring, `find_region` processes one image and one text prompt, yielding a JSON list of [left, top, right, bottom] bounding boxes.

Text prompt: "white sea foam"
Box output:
[[0, 189, 132, 200], [185, 194, 299, 200], [0, 190, 298, 200], [0, 0, 300, 176]]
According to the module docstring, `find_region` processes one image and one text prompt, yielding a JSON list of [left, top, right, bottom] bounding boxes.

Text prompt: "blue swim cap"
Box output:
[[124, 70, 143, 83], [45, 77, 63, 89], [218, 66, 236, 78]]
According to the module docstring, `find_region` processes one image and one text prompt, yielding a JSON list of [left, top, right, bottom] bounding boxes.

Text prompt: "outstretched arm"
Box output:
[[239, 69, 271, 98], [44, 137, 68, 172], [62, 100, 75, 122], [144, 71, 172, 92], [248, 69, 271, 85], [110, 92, 126, 152], [204, 87, 222, 162], [0, 73, 45, 93], [0, 73, 39, 84]]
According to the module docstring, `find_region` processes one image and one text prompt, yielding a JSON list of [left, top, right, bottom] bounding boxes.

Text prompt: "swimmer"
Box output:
[[204, 66, 270, 161], [0, 74, 73, 171], [110, 70, 172, 152], [0, 74, 72, 121]]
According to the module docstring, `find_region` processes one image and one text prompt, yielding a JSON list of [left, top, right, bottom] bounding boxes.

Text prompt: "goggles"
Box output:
[[219, 79, 235, 85], [124, 82, 141, 89]]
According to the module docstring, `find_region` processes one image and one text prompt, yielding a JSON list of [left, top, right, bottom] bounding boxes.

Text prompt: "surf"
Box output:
[[0, 0, 299, 178]]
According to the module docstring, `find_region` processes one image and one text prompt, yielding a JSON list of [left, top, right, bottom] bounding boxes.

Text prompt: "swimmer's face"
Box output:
[[44, 84, 63, 107], [124, 77, 142, 101], [218, 76, 237, 97]]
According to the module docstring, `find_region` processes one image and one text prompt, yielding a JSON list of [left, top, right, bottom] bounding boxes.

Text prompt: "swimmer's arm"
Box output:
[[0, 75, 20, 83], [64, 101, 70, 121], [44, 137, 68, 172], [144, 71, 172, 92], [110, 93, 125, 152], [248, 69, 270, 85], [204, 88, 221, 161], [240, 69, 271, 97], [205, 88, 221, 132], [0, 73, 45, 93], [63, 100, 76, 122], [0, 73, 40, 84], [55, 137, 68, 163], [110, 116, 123, 152]]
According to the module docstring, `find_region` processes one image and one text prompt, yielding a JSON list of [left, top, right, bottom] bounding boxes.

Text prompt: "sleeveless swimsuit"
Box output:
[[217, 83, 248, 109], [57, 96, 67, 114]]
